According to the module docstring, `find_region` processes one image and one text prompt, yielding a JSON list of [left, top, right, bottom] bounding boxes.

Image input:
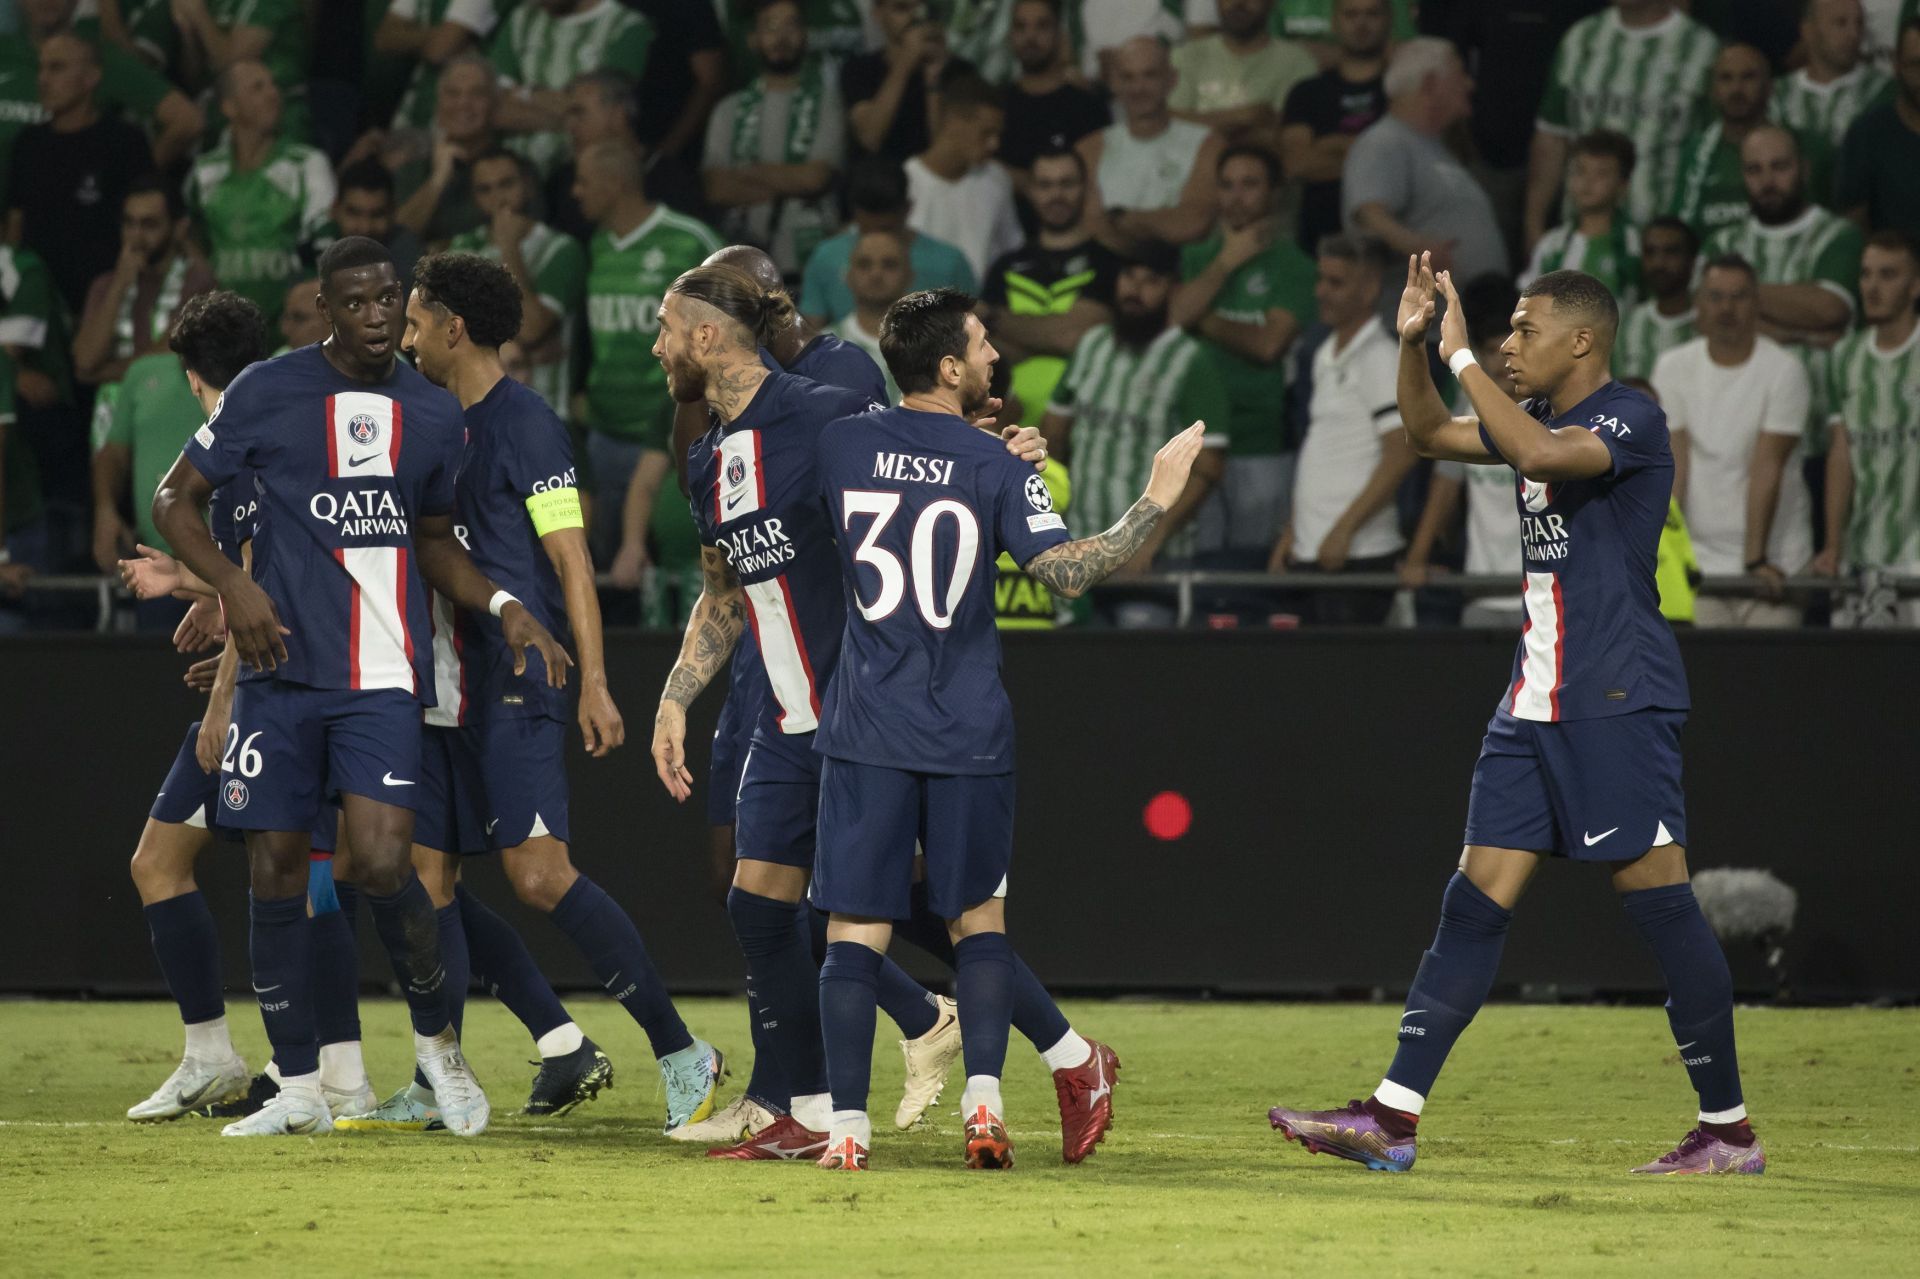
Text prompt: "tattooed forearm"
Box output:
[[660, 550, 745, 709], [1024, 497, 1167, 598]]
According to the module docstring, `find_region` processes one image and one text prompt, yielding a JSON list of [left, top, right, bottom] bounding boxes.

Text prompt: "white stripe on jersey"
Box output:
[[715, 429, 766, 522], [341, 546, 416, 691], [426, 591, 464, 727], [329, 391, 400, 478], [744, 576, 819, 734], [1511, 570, 1564, 722]]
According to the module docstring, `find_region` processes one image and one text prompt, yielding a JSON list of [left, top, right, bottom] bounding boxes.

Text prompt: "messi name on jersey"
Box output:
[[873, 452, 956, 485]]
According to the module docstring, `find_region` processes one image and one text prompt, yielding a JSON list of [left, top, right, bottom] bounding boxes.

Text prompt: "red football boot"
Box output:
[[1051, 1039, 1120, 1163], [963, 1104, 1015, 1170], [817, 1133, 869, 1171], [708, 1114, 830, 1161]]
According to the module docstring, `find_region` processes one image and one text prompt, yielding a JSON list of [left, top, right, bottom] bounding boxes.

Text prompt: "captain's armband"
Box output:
[[525, 486, 584, 536]]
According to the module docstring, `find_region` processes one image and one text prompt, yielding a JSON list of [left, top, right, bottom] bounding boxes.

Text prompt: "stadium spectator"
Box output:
[[1269, 233, 1412, 625], [0, 0, 202, 192], [1667, 43, 1777, 238], [1171, 144, 1315, 561], [1278, 0, 1390, 253], [1524, 0, 1716, 252], [1521, 131, 1641, 304], [1835, 17, 1920, 233], [70, 177, 216, 389], [798, 159, 976, 329], [376, 0, 499, 132], [1039, 241, 1229, 624], [0, 247, 64, 588], [276, 278, 325, 351], [1653, 254, 1813, 627], [575, 141, 722, 586], [905, 78, 1023, 282], [3, 34, 156, 317], [168, 0, 311, 142], [184, 60, 335, 322], [489, 0, 654, 177], [0, 352, 41, 607], [1861, 0, 1917, 74], [1169, 0, 1314, 148], [825, 228, 912, 405], [1772, 0, 1889, 196], [977, 147, 1120, 424], [325, 161, 425, 288], [0, 243, 74, 423], [1815, 230, 1920, 626], [1080, 36, 1226, 254], [547, 70, 641, 244], [1343, 38, 1507, 285], [998, 0, 1111, 193], [625, 0, 728, 191], [702, 0, 846, 278], [1075, 0, 1185, 85], [393, 54, 497, 245], [87, 348, 201, 620], [1615, 216, 1700, 382], [841, 0, 978, 162], [447, 148, 586, 415], [1270, 0, 1418, 67]]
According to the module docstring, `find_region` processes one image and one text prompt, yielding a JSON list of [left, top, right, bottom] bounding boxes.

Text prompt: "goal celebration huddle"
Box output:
[[120, 235, 1755, 1176]]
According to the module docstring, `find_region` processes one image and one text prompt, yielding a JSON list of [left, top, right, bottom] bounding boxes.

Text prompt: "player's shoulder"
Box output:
[[787, 368, 882, 417], [653, 208, 724, 255], [1593, 378, 1667, 438], [222, 343, 319, 400], [387, 360, 466, 429]]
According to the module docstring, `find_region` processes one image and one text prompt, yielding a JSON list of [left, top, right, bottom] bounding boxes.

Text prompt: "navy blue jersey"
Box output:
[[183, 345, 465, 696], [209, 472, 259, 567], [814, 407, 1070, 774], [787, 332, 889, 405], [688, 370, 881, 770], [427, 376, 576, 726], [1478, 380, 1690, 722]]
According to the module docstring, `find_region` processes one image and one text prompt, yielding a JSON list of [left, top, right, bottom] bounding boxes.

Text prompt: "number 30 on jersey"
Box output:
[[841, 491, 981, 629]]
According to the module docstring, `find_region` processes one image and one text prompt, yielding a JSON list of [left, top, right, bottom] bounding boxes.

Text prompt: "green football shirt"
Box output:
[[1614, 300, 1696, 384], [447, 220, 586, 414], [1272, 0, 1417, 42], [1772, 64, 1892, 205], [583, 204, 723, 443], [491, 0, 653, 175], [97, 352, 206, 552], [1179, 230, 1317, 456], [1827, 321, 1920, 570], [185, 137, 336, 321], [1666, 122, 1754, 238], [1522, 219, 1642, 305], [1536, 8, 1718, 223], [0, 243, 74, 405]]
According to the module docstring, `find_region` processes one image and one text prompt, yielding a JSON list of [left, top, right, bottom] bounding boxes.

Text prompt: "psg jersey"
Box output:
[[184, 343, 465, 697], [1480, 379, 1690, 722], [814, 406, 1071, 775], [209, 471, 259, 567], [688, 370, 881, 768], [785, 332, 889, 405]]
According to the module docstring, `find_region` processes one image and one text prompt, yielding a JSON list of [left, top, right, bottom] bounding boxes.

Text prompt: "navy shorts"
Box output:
[[706, 687, 754, 828], [154, 719, 339, 845], [415, 716, 571, 855], [733, 740, 818, 869], [1463, 707, 1688, 861], [811, 758, 1014, 920], [414, 724, 489, 855], [219, 682, 422, 832]]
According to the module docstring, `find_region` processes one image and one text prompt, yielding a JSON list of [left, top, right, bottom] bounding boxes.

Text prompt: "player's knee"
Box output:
[[731, 858, 806, 903], [505, 846, 577, 913], [129, 829, 197, 902]]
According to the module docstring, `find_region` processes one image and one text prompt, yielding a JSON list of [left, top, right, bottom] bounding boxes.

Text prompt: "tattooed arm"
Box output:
[[1022, 422, 1210, 599], [651, 545, 746, 801]]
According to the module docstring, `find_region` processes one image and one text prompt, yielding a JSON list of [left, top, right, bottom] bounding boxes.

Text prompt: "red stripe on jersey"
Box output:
[[325, 394, 339, 477], [750, 429, 768, 510], [775, 572, 823, 718], [453, 619, 468, 724], [388, 397, 404, 471], [338, 547, 361, 689], [1509, 575, 1530, 710], [1548, 574, 1566, 721], [395, 545, 415, 689]]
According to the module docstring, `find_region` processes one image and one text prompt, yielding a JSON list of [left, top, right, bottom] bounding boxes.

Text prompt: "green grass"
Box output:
[[1, 999, 1914, 1277]]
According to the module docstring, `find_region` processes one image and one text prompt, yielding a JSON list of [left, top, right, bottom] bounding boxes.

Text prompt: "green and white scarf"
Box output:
[[116, 254, 189, 359], [728, 62, 826, 167]]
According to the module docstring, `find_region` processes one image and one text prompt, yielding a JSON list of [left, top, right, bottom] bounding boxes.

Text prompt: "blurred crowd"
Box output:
[[0, 0, 1916, 631]]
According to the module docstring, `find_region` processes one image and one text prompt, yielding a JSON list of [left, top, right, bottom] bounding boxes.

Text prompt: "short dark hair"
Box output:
[[169, 290, 269, 390], [412, 252, 523, 348], [1865, 228, 1920, 268], [317, 235, 395, 287], [566, 68, 639, 136], [880, 288, 977, 395], [1028, 146, 1085, 180], [336, 158, 393, 201], [123, 171, 181, 220], [846, 157, 910, 216], [1518, 269, 1619, 336], [1217, 142, 1280, 188], [1571, 129, 1636, 181], [939, 74, 1002, 116], [1456, 273, 1520, 349], [1642, 214, 1700, 258], [1316, 232, 1388, 277], [471, 144, 531, 177], [1700, 252, 1758, 285]]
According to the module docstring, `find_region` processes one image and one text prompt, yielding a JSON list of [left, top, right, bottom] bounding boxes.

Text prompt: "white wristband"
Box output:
[[487, 589, 518, 618], [1448, 348, 1478, 378]]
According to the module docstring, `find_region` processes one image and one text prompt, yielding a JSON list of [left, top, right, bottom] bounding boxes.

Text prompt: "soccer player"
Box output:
[[344, 249, 725, 1134], [150, 236, 569, 1138], [1267, 257, 1764, 1176], [809, 288, 1205, 1171]]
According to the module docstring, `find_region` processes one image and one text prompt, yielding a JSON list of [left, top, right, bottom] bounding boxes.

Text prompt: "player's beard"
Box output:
[[666, 351, 708, 404], [958, 365, 992, 419]]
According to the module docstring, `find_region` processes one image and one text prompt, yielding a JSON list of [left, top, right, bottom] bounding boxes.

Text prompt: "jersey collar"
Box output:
[[607, 203, 668, 253]]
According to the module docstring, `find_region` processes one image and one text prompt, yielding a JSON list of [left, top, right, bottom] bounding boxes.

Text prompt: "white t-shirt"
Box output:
[[903, 156, 1023, 283], [1292, 318, 1405, 560], [825, 311, 901, 405], [1652, 334, 1813, 574]]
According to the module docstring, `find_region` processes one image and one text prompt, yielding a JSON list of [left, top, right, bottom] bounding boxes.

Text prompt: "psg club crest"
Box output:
[[223, 778, 250, 810], [348, 412, 380, 446], [1024, 473, 1053, 513], [726, 455, 746, 487]]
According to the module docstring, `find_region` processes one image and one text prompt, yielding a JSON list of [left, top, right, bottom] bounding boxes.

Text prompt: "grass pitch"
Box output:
[[1, 998, 1914, 1277]]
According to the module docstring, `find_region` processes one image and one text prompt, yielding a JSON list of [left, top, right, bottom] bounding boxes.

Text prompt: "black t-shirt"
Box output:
[[1424, 0, 1605, 168], [839, 53, 978, 161], [980, 238, 1121, 309], [999, 82, 1111, 172], [622, 0, 726, 154], [1280, 69, 1386, 252], [4, 117, 153, 316]]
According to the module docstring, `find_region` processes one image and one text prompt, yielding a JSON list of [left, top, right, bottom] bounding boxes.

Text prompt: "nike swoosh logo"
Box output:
[[252, 983, 282, 994], [1583, 827, 1619, 846], [348, 452, 381, 467], [382, 772, 414, 786], [1675, 1041, 1696, 1050], [724, 492, 746, 511], [485, 819, 499, 834], [1402, 1010, 1428, 1017]]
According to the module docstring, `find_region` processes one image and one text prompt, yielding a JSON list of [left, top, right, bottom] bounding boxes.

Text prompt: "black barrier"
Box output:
[[0, 631, 1911, 1002]]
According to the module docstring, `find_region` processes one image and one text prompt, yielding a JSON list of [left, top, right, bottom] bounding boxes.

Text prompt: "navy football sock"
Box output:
[[1621, 883, 1745, 1117], [310, 911, 362, 1047], [365, 874, 451, 1038], [1383, 873, 1513, 1101], [413, 902, 471, 1089], [1009, 953, 1071, 1053], [896, 883, 957, 966], [818, 940, 884, 1114], [954, 932, 1015, 1081], [727, 888, 825, 1095], [145, 891, 225, 1028], [458, 884, 571, 1041], [878, 959, 940, 1039], [248, 891, 317, 1077], [333, 881, 360, 937], [554, 876, 691, 1059], [741, 971, 788, 1110]]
